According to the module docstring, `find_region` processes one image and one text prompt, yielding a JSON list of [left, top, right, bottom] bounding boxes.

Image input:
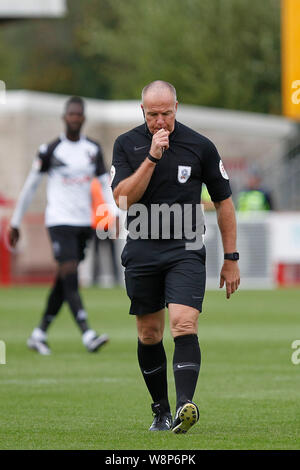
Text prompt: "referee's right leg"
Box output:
[[136, 310, 172, 431], [123, 240, 172, 430]]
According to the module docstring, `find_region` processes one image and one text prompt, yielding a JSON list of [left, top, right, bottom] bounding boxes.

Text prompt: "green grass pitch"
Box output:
[[0, 286, 299, 450]]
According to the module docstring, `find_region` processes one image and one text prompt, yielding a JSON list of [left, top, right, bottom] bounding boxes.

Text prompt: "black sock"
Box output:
[[137, 339, 170, 412], [173, 334, 201, 410], [39, 277, 64, 332], [62, 271, 90, 333]]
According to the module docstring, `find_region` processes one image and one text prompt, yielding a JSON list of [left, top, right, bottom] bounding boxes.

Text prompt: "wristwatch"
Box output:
[[224, 252, 239, 261]]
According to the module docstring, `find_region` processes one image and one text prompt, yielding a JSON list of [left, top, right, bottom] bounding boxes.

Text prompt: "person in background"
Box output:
[[90, 177, 121, 286], [236, 168, 273, 211], [8, 96, 118, 355]]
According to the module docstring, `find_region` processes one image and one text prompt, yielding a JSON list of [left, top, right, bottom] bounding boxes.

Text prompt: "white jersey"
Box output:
[[35, 134, 106, 227], [11, 133, 119, 230]]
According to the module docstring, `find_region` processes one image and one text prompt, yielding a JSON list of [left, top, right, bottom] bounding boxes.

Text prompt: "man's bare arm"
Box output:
[[113, 128, 169, 210], [113, 157, 156, 209], [9, 169, 43, 247], [214, 197, 237, 253], [214, 197, 240, 299]]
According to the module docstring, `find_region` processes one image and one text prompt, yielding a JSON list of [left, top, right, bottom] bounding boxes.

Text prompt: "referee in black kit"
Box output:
[[111, 81, 240, 434]]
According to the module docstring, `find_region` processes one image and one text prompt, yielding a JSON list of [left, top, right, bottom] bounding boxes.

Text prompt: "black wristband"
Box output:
[[224, 252, 239, 261], [147, 153, 160, 164]]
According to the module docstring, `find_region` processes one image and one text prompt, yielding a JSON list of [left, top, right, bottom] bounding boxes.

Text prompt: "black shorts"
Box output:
[[48, 225, 93, 263], [121, 238, 206, 315]]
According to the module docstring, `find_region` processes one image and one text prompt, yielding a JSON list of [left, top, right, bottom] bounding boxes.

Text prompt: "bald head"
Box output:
[[141, 80, 178, 134], [141, 80, 177, 104]]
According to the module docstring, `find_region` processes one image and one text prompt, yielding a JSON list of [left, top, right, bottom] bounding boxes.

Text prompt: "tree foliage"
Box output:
[[0, 0, 281, 114]]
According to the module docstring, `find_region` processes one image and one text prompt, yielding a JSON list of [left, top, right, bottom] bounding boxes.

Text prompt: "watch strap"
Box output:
[[224, 252, 239, 261], [148, 153, 160, 163]]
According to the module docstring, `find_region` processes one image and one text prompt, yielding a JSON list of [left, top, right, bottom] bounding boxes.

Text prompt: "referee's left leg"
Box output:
[[168, 303, 201, 431]]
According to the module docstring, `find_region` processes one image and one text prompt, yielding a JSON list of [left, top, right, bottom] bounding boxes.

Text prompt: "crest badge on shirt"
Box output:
[[178, 165, 191, 183]]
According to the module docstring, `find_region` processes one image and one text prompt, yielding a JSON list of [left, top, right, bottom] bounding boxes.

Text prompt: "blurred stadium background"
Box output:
[[0, 0, 300, 289], [0, 0, 300, 450]]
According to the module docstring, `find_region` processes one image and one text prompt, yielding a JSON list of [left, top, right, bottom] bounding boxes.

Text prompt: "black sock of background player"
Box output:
[[173, 334, 201, 410], [39, 277, 64, 332], [137, 339, 170, 412], [61, 271, 90, 333]]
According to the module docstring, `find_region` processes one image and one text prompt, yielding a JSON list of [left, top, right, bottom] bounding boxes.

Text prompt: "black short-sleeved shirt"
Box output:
[[111, 120, 231, 239]]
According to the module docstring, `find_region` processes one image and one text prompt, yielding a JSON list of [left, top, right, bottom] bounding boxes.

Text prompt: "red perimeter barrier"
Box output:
[[0, 213, 56, 286], [276, 263, 300, 287], [0, 217, 11, 285]]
